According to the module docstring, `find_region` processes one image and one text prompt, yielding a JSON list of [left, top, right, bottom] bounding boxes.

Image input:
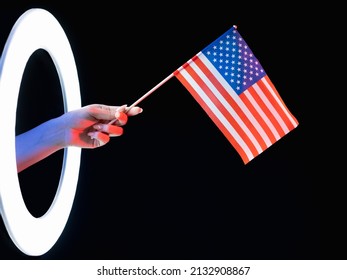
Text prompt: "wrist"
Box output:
[[39, 116, 67, 150]]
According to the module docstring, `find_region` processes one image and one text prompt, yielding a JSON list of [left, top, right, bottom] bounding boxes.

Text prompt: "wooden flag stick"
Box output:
[[108, 73, 174, 125]]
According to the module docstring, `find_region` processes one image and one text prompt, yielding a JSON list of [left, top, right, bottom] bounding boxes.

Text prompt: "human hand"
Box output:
[[62, 104, 143, 148]]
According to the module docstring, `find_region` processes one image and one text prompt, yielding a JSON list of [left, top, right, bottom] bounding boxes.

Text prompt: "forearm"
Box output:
[[16, 117, 66, 173]]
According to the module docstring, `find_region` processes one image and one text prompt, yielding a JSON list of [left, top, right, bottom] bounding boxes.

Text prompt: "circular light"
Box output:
[[0, 8, 81, 256]]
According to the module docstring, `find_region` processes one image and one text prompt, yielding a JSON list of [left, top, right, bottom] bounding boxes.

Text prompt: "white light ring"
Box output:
[[0, 8, 81, 256]]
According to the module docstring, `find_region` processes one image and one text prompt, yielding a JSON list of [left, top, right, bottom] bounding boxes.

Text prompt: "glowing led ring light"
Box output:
[[0, 9, 81, 256]]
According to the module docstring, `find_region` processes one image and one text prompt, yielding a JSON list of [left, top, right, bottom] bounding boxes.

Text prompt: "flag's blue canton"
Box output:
[[201, 27, 266, 95]]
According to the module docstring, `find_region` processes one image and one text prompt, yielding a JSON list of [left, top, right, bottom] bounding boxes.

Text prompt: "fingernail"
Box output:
[[93, 124, 102, 130]]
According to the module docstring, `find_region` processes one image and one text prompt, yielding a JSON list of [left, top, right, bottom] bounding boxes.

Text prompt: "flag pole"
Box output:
[[129, 73, 174, 109], [108, 73, 174, 125]]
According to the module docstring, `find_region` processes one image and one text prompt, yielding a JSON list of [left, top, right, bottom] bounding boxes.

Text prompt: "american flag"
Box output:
[[173, 25, 299, 164]]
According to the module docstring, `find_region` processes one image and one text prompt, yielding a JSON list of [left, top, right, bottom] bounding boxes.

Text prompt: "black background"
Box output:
[[0, 3, 344, 260]]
